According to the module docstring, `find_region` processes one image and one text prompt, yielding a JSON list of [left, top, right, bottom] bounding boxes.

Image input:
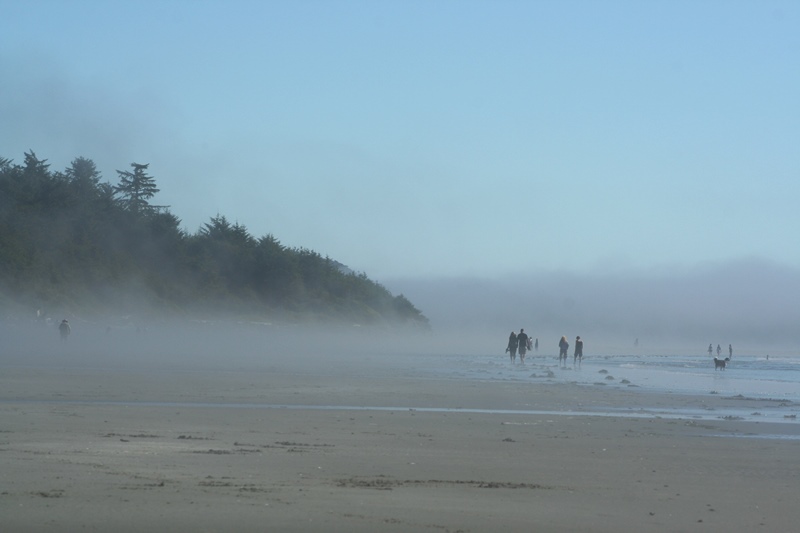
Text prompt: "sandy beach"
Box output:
[[2, 333, 799, 532]]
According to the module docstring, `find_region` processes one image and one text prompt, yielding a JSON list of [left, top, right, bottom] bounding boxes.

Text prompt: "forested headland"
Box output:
[[0, 151, 428, 328]]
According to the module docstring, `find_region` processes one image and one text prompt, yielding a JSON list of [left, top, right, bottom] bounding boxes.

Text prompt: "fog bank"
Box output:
[[3, 258, 797, 363], [386, 258, 800, 355]]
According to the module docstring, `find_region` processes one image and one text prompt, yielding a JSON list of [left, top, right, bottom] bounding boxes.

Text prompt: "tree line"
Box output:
[[0, 151, 428, 327]]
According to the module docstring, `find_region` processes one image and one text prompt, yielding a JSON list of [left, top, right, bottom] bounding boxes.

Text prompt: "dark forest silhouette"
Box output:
[[0, 151, 428, 327]]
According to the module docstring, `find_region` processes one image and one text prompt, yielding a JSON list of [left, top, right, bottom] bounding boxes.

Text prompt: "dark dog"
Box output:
[[714, 357, 730, 370]]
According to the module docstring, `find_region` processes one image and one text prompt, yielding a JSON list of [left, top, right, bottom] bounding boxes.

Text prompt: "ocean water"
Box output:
[[595, 353, 800, 399], [436, 352, 800, 400], [422, 351, 800, 425]]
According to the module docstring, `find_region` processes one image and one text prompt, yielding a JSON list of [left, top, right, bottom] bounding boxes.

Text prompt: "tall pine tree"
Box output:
[[113, 162, 159, 214]]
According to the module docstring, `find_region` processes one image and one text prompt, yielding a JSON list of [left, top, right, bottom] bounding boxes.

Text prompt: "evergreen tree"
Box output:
[[65, 157, 102, 199], [114, 162, 159, 214]]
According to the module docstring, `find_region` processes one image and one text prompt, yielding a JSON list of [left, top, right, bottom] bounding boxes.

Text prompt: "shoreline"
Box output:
[[2, 392, 799, 428]]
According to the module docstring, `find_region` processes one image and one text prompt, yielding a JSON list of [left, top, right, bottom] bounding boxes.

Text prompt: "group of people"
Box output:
[[505, 330, 583, 366], [708, 343, 733, 359], [506, 336, 740, 367], [505, 329, 538, 363]]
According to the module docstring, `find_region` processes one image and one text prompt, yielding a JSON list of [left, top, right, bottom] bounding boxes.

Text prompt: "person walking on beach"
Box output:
[[517, 329, 529, 363], [558, 336, 569, 366], [716, 344, 722, 357], [59, 319, 71, 341], [574, 336, 584, 366], [729, 344, 733, 358], [708, 344, 713, 357], [534, 338, 539, 352], [506, 331, 518, 363]]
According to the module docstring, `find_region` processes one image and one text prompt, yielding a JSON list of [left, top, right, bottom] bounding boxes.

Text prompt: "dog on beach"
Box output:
[[714, 357, 730, 370]]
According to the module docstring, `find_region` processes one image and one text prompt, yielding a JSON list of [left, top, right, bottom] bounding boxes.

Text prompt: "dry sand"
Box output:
[[2, 344, 799, 532]]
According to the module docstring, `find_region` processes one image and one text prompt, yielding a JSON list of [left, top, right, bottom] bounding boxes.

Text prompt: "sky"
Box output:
[[2, 0, 799, 282]]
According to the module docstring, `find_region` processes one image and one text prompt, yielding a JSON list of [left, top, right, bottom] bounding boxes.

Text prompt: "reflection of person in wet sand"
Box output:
[[574, 336, 583, 366], [517, 329, 529, 363], [506, 331, 518, 363], [558, 336, 569, 366], [59, 319, 71, 341]]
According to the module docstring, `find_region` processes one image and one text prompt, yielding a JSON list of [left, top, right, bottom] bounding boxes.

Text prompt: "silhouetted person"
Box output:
[[534, 338, 538, 352], [729, 344, 733, 358], [59, 319, 71, 341], [708, 344, 713, 357], [558, 336, 569, 366], [506, 331, 518, 362], [517, 329, 529, 363], [574, 336, 584, 365]]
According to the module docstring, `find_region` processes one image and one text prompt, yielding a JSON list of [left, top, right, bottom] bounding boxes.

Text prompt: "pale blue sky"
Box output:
[[2, 0, 798, 279]]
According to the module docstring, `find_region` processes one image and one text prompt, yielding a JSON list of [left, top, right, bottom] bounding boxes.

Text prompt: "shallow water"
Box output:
[[420, 351, 800, 425], [432, 352, 800, 401]]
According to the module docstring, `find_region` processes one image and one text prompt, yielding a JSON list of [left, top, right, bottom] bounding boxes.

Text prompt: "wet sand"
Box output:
[[2, 350, 799, 532]]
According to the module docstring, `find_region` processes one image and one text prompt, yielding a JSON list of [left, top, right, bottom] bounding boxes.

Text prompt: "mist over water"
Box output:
[[4, 311, 800, 426], [0, 315, 444, 375], [3, 257, 798, 372], [3, 274, 800, 429], [386, 258, 800, 357], [2, 256, 798, 396]]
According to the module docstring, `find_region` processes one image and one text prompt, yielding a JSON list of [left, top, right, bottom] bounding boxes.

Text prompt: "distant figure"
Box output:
[[534, 338, 539, 352], [716, 344, 721, 357], [506, 331, 518, 363], [729, 344, 733, 358], [574, 336, 584, 365], [708, 344, 713, 357], [59, 319, 71, 341], [558, 336, 569, 366], [634, 338, 639, 347], [517, 329, 529, 363]]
